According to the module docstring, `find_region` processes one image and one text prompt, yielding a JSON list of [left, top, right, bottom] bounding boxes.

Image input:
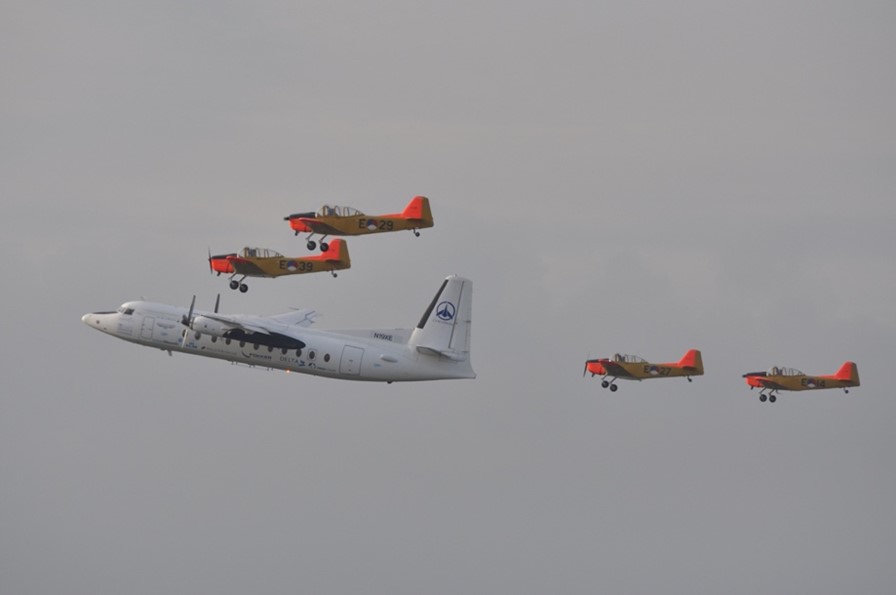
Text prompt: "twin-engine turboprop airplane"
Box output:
[[284, 195, 434, 251], [584, 349, 704, 392], [742, 361, 860, 403], [208, 239, 351, 292], [82, 275, 475, 383]]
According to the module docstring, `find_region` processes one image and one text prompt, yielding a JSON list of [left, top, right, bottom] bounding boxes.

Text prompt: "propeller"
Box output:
[[208, 248, 214, 275], [214, 293, 220, 314], [180, 295, 197, 348]]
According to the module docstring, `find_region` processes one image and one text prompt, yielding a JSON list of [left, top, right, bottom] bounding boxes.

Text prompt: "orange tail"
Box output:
[[401, 196, 433, 222], [833, 361, 860, 385], [677, 349, 704, 374]]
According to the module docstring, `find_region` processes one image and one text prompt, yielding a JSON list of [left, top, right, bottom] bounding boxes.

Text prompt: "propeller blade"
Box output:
[[181, 295, 196, 327], [208, 248, 213, 274], [214, 293, 220, 314]]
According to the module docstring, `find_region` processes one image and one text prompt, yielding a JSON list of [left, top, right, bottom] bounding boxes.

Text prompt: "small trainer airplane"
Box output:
[[284, 195, 434, 251], [584, 349, 704, 392], [208, 239, 350, 293], [742, 361, 860, 403], [82, 275, 475, 383]]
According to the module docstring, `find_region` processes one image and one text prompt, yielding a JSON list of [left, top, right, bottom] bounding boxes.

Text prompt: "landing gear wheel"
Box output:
[[320, 242, 329, 252], [229, 280, 239, 290], [760, 394, 767, 402], [601, 380, 609, 388], [414, 230, 420, 237], [306, 240, 316, 251], [609, 384, 618, 392], [331, 271, 338, 278], [239, 284, 248, 293], [769, 395, 777, 403]]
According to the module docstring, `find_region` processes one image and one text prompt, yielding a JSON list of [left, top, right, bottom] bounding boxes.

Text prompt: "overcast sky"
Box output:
[[3, 1, 896, 593]]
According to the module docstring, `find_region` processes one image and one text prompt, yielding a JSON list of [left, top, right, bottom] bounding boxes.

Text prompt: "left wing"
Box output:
[[595, 360, 637, 379], [228, 258, 269, 277]]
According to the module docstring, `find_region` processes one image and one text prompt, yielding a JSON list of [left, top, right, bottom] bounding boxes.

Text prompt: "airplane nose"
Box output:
[[81, 314, 91, 324]]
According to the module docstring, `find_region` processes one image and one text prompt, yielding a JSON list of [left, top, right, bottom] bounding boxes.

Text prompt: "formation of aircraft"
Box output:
[[81, 189, 866, 393], [82, 275, 475, 383], [584, 349, 704, 391], [742, 361, 860, 403], [208, 239, 351, 292], [284, 195, 434, 251]]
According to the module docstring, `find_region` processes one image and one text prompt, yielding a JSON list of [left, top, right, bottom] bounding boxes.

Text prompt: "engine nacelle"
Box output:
[[190, 315, 235, 338]]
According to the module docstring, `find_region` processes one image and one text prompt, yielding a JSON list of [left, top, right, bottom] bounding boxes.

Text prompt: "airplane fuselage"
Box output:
[[82, 301, 473, 382]]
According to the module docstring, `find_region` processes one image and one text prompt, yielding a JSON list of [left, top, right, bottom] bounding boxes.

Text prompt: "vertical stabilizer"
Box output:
[[834, 361, 860, 385], [401, 196, 433, 224], [678, 349, 704, 375], [409, 275, 472, 362]]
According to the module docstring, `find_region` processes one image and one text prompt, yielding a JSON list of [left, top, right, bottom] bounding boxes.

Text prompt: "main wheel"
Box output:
[[760, 394, 767, 402], [306, 240, 316, 251], [239, 284, 248, 293], [229, 280, 239, 290], [769, 395, 777, 403], [609, 384, 618, 392], [601, 380, 609, 388], [320, 242, 329, 252]]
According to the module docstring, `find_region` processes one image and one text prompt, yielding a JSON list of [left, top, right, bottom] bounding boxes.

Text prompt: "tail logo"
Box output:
[[436, 301, 456, 321]]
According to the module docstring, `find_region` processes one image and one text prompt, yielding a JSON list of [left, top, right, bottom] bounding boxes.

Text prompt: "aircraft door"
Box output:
[[339, 345, 364, 375], [140, 317, 155, 340]]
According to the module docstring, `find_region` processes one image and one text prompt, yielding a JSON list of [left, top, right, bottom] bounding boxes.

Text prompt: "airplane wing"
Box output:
[[598, 360, 637, 378], [198, 313, 278, 335], [295, 218, 343, 235], [228, 258, 269, 277], [751, 377, 785, 390], [268, 308, 319, 328]]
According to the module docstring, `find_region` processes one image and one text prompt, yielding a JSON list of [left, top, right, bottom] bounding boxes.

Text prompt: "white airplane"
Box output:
[[82, 275, 475, 382]]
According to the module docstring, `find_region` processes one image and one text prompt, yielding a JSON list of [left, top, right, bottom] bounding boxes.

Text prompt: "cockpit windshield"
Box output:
[[116, 306, 135, 315], [613, 353, 646, 363], [768, 366, 803, 376], [241, 247, 283, 258], [316, 205, 364, 217]]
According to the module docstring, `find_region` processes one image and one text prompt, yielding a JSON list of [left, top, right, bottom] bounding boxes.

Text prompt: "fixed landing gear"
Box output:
[[759, 392, 777, 403], [330, 270, 338, 278], [306, 240, 316, 251], [320, 241, 329, 252], [600, 379, 618, 392], [609, 384, 618, 392], [413, 229, 421, 237], [601, 380, 609, 388], [228, 278, 248, 292]]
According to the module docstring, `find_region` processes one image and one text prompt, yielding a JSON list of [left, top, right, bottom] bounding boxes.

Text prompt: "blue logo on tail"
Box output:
[[436, 301, 456, 321]]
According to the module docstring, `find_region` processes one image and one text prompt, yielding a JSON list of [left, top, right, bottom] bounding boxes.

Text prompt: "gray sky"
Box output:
[[3, 1, 895, 593]]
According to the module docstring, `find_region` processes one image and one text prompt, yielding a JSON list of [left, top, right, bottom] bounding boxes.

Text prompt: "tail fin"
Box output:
[[409, 275, 473, 368], [307, 239, 351, 271], [401, 196, 433, 224], [834, 361, 860, 385], [678, 349, 704, 375]]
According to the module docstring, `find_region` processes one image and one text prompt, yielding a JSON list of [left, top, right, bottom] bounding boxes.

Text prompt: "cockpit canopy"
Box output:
[[240, 247, 282, 258], [768, 366, 803, 376], [116, 305, 135, 315], [317, 205, 364, 217], [613, 353, 646, 363]]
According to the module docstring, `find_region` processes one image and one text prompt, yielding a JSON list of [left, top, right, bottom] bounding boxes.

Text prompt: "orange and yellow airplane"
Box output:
[[584, 349, 704, 392], [208, 239, 350, 293], [284, 195, 433, 251], [742, 361, 860, 403]]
